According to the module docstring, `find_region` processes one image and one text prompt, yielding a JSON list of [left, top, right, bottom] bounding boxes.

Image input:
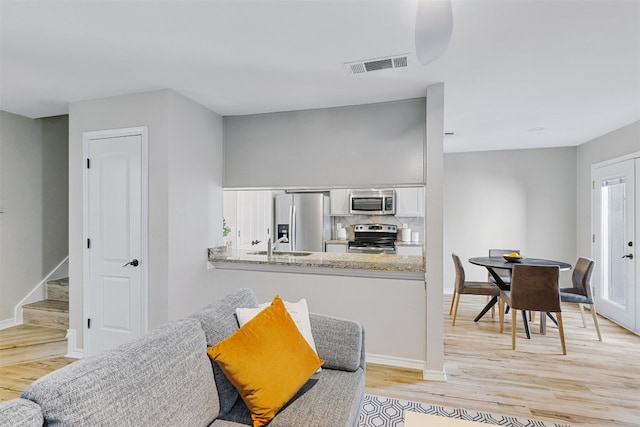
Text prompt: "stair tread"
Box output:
[[23, 300, 69, 313], [0, 325, 67, 351]]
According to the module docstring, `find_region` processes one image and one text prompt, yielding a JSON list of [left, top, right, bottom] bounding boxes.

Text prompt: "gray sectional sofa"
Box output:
[[0, 289, 365, 427]]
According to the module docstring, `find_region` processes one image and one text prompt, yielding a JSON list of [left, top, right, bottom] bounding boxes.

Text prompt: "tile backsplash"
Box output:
[[332, 215, 424, 242]]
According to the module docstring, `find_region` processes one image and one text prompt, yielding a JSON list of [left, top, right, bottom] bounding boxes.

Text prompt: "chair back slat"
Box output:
[[572, 257, 595, 302], [511, 264, 561, 313], [452, 253, 465, 292]]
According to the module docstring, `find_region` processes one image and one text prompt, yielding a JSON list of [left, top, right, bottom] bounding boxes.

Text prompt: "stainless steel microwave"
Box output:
[[349, 189, 395, 215]]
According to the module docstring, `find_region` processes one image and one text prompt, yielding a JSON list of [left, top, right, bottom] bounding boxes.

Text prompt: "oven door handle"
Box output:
[[349, 247, 393, 253]]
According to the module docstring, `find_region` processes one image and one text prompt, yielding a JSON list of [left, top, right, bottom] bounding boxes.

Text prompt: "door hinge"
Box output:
[[87, 238, 91, 249], [592, 234, 596, 243], [87, 318, 91, 329], [87, 158, 90, 169], [592, 180, 595, 189]]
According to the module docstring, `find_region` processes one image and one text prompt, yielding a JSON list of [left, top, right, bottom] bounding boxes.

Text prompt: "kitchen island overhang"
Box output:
[[208, 247, 425, 281]]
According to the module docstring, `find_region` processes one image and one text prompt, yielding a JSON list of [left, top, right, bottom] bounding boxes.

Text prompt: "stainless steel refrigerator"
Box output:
[[274, 193, 331, 252]]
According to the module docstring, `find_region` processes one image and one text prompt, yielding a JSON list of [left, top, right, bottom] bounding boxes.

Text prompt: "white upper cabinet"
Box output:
[[395, 187, 425, 217], [330, 189, 351, 216]]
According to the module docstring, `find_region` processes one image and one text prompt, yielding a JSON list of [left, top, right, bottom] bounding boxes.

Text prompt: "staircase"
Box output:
[[0, 278, 69, 367]]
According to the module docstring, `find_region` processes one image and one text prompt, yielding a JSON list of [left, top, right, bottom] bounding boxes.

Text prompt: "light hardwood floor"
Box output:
[[367, 296, 640, 427], [1, 296, 638, 426], [0, 357, 75, 401]]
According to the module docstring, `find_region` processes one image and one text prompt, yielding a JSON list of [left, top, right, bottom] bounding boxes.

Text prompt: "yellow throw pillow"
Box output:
[[207, 295, 324, 427]]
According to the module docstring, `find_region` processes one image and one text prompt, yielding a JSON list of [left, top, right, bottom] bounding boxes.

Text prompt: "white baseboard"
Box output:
[[366, 353, 448, 382], [0, 317, 16, 330], [65, 329, 84, 359], [366, 353, 425, 371], [422, 368, 447, 382]]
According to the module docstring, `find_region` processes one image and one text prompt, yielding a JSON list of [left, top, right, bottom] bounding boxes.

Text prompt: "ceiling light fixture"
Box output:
[[415, 0, 453, 65]]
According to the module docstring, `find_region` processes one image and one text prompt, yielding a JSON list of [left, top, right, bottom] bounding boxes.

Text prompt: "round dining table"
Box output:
[[468, 256, 572, 338]]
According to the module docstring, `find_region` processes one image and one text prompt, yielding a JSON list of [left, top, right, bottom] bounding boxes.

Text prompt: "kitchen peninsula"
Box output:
[[208, 247, 425, 280]]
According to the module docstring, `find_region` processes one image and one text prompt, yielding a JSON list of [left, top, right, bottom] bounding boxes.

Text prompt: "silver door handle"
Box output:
[[123, 259, 139, 267]]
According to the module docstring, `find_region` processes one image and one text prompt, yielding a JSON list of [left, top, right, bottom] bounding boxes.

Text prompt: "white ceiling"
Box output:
[[1, 0, 639, 153]]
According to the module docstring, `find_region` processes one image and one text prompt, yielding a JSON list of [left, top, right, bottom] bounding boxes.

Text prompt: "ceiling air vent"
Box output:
[[345, 54, 409, 75]]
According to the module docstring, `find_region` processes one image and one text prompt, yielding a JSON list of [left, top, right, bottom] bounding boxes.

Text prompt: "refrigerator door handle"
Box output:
[[291, 205, 296, 251]]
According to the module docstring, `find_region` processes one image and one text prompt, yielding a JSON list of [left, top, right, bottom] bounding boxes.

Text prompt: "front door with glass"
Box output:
[[592, 158, 637, 332]]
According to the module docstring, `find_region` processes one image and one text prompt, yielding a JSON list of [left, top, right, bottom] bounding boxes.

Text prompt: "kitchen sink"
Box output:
[[247, 250, 313, 256]]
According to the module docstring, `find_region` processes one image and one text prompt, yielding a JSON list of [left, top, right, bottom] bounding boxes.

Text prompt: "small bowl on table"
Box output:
[[503, 254, 524, 263]]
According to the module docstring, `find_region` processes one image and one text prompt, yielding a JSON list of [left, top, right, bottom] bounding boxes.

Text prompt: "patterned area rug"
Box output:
[[359, 394, 572, 427]]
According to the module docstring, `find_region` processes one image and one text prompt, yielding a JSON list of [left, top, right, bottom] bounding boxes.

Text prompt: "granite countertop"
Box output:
[[208, 246, 425, 279]]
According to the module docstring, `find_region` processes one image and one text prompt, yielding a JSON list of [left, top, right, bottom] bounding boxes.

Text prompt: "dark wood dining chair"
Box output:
[[498, 264, 566, 355], [449, 249, 517, 316], [451, 254, 500, 326], [560, 257, 602, 341]]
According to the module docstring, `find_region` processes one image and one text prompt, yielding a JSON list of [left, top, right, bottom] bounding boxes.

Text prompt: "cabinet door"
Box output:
[[330, 189, 351, 215], [396, 246, 423, 256], [326, 243, 348, 253], [236, 191, 273, 249], [395, 187, 425, 217]]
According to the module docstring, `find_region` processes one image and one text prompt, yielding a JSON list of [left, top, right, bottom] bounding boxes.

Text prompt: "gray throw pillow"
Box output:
[[190, 288, 258, 416]]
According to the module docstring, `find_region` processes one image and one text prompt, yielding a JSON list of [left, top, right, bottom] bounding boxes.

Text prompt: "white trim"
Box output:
[[590, 152, 640, 265], [82, 127, 149, 357], [592, 151, 640, 170], [65, 329, 84, 359], [0, 317, 16, 330], [366, 353, 425, 371], [422, 368, 447, 382], [366, 353, 448, 381]]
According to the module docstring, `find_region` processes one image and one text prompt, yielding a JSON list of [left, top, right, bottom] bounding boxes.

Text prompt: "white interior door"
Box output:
[[236, 191, 272, 250], [592, 158, 637, 332], [84, 128, 147, 356]]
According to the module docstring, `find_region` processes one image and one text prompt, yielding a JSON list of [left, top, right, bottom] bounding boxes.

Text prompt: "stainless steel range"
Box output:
[[348, 224, 397, 254]]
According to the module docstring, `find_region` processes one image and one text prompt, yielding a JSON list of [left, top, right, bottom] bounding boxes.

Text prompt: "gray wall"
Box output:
[[443, 147, 578, 291], [576, 121, 640, 259], [208, 268, 427, 364], [223, 98, 425, 188], [69, 89, 224, 349], [424, 83, 445, 378], [42, 116, 70, 277], [218, 92, 445, 377], [0, 112, 68, 322], [166, 91, 224, 320]]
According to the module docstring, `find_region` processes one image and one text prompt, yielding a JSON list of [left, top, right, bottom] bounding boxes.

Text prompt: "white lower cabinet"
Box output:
[[326, 243, 348, 253], [396, 245, 423, 256]]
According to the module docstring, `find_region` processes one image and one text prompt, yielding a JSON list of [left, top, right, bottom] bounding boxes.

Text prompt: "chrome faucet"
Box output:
[[267, 235, 289, 257]]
